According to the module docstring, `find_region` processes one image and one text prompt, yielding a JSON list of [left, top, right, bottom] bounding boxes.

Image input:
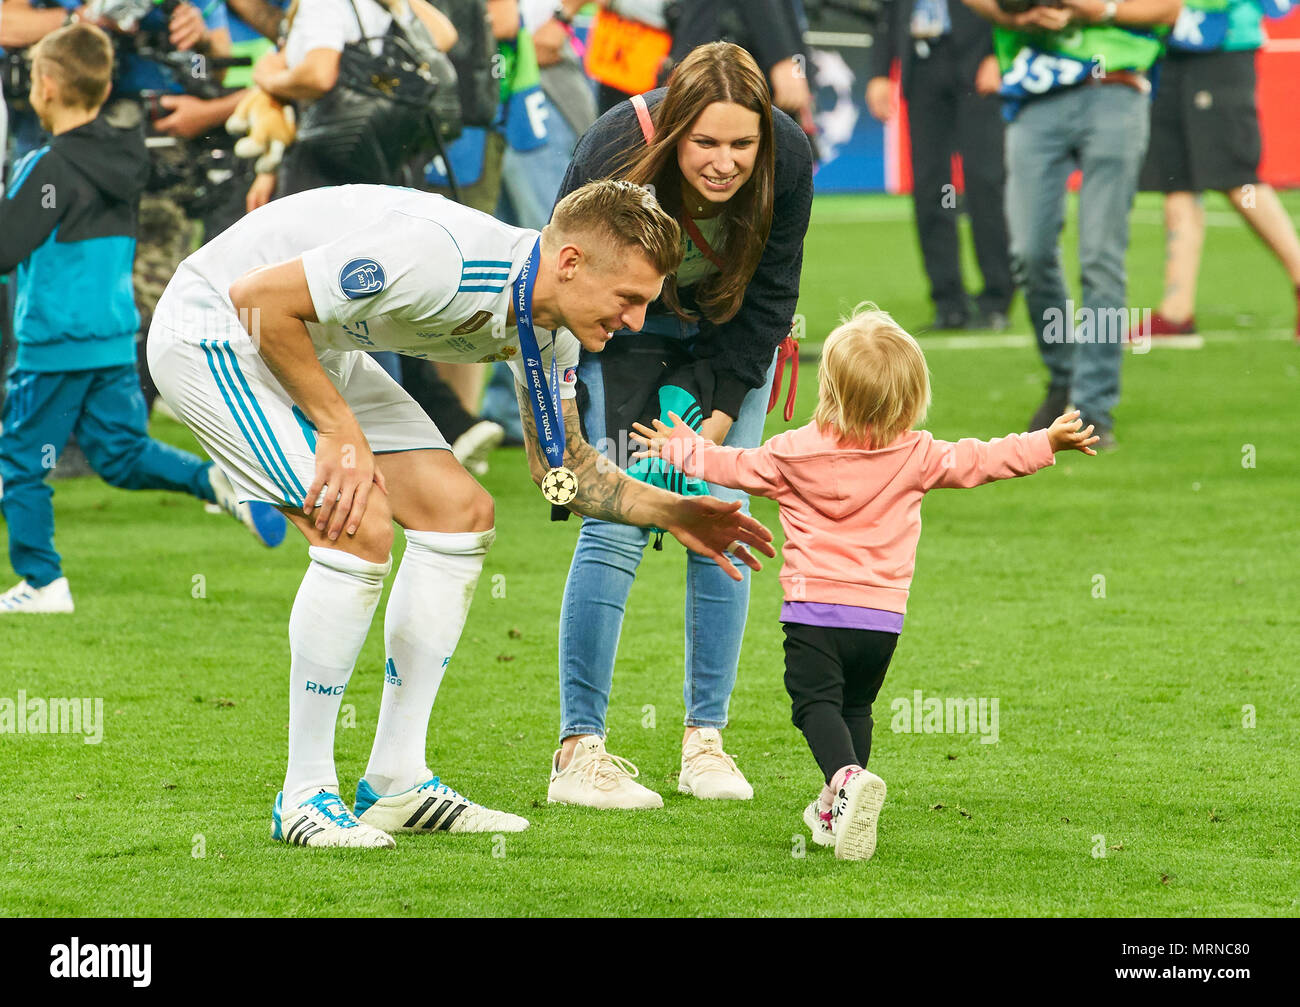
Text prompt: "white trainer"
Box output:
[[832, 768, 887, 861], [452, 420, 504, 477], [547, 736, 663, 809], [208, 465, 286, 547], [355, 775, 528, 833], [679, 728, 753, 800], [803, 799, 835, 848], [0, 577, 74, 615], [271, 791, 396, 849]]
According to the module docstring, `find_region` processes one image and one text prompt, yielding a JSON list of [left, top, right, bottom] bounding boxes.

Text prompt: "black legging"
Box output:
[[782, 622, 899, 782]]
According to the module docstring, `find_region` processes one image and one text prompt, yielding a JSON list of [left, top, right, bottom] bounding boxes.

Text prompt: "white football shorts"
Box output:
[[147, 265, 448, 509]]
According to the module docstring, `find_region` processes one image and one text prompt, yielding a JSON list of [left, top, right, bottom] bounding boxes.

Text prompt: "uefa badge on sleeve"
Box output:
[[542, 466, 578, 505]]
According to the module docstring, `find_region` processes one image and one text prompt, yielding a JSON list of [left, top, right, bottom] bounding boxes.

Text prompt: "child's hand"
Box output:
[[1047, 410, 1100, 455], [630, 412, 697, 462]]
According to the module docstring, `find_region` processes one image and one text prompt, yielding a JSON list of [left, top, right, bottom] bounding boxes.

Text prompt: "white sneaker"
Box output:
[[803, 799, 835, 848], [354, 775, 528, 833], [0, 577, 75, 614], [679, 728, 753, 800], [547, 736, 663, 809], [207, 465, 286, 547], [452, 420, 504, 477], [271, 791, 396, 849], [832, 768, 887, 861]]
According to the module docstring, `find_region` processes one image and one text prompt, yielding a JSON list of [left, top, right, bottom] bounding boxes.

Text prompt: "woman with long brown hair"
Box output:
[[547, 41, 814, 809]]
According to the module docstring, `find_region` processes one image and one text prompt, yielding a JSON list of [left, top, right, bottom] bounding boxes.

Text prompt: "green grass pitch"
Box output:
[[1, 192, 1297, 917]]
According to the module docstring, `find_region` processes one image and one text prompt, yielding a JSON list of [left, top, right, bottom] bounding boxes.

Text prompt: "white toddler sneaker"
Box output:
[[832, 768, 887, 861]]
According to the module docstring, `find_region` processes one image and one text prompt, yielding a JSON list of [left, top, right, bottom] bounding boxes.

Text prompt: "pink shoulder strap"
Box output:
[[630, 93, 655, 143]]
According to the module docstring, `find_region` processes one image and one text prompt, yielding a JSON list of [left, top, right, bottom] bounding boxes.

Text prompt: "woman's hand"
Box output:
[[698, 410, 733, 445], [1047, 410, 1100, 455], [306, 421, 388, 540]]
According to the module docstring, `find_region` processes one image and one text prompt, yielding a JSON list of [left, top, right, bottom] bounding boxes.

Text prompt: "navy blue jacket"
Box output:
[[0, 115, 149, 372], [557, 89, 814, 420]]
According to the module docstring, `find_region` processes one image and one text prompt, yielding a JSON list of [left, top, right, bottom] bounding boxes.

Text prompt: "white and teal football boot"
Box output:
[[355, 776, 528, 834], [272, 791, 396, 849]]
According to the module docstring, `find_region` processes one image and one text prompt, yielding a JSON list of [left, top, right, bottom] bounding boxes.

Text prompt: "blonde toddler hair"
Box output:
[[814, 304, 931, 448]]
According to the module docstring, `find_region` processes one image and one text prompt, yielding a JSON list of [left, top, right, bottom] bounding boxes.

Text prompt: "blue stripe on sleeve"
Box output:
[[7, 148, 50, 199]]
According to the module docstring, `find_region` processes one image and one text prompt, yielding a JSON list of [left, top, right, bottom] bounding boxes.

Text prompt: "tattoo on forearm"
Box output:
[[515, 387, 666, 526]]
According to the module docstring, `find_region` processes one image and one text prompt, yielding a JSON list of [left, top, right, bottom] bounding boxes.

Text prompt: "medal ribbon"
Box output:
[[513, 237, 566, 469]]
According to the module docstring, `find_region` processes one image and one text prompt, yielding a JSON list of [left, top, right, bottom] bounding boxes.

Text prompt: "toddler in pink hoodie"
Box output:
[[633, 306, 1098, 861]]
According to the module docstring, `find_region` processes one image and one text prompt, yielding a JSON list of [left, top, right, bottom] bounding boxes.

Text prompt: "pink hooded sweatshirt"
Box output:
[[667, 422, 1055, 618]]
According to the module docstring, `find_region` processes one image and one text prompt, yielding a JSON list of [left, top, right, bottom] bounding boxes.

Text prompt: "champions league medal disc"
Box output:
[[541, 465, 578, 505]]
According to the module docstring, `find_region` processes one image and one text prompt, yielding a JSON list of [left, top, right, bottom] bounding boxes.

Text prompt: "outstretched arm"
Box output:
[[632, 414, 789, 499], [514, 385, 775, 580]]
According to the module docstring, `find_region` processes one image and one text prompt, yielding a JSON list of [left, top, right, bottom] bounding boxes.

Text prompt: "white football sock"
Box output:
[[364, 527, 494, 795], [283, 546, 391, 808]]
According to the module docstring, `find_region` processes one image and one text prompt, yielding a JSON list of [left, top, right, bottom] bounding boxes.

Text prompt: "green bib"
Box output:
[[994, 23, 1167, 76]]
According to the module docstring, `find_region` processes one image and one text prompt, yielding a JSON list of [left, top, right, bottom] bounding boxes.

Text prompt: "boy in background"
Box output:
[[0, 22, 284, 615]]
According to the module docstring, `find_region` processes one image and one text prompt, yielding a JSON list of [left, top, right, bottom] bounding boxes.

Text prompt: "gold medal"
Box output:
[[541, 466, 578, 505]]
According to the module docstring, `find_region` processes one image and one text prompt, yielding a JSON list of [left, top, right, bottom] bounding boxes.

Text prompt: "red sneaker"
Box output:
[[1131, 312, 1197, 342]]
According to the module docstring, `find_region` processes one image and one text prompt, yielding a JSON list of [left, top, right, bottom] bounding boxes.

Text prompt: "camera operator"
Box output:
[[964, 0, 1181, 449]]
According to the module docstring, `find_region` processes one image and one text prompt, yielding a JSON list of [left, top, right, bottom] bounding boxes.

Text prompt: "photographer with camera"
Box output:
[[964, 0, 1181, 449]]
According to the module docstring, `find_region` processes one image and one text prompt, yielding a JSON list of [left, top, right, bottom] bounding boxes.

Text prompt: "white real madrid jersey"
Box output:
[[180, 184, 580, 398]]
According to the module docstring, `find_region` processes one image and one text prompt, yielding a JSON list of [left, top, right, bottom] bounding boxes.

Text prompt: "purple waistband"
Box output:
[[781, 601, 904, 634]]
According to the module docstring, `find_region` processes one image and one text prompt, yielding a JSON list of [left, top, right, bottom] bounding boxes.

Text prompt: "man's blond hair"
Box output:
[[31, 22, 114, 111], [814, 304, 931, 448], [544, 180, 683, 277]]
